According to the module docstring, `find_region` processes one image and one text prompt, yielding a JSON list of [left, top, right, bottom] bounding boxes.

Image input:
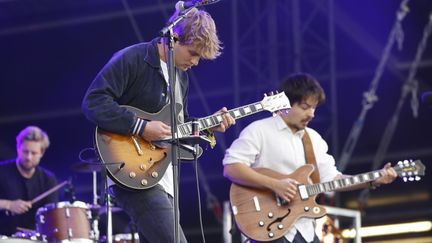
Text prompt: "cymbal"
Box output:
[[90, 204, 123, 214], [70, 161, 105, 173], [99, 206, 123, 214]]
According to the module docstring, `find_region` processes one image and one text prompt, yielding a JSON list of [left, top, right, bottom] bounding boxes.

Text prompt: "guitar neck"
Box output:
[[306, 170, 382, 196], [177, 101, 265, 136]]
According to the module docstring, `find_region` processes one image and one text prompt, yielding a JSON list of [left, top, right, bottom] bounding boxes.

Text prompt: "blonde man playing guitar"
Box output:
[[82, 7, 235, 243]]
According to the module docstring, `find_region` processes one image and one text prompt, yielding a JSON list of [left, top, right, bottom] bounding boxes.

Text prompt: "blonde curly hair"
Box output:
[[170, 8, 222, 60]]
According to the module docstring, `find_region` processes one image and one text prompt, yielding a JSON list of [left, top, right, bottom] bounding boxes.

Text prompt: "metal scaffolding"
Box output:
[[230, 0, 338, 153]]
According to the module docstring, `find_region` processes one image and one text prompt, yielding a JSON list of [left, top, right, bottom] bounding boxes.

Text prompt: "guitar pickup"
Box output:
[[298, 184, 309, 200]]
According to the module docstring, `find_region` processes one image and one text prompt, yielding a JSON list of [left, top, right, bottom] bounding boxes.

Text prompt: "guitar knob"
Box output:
[[268, 232, 274, 238], [151, 171, 159, 178], [277, 224, 284, 230], [141, 179, 148, 186], [258, 221, 265, 227], [129, 172, 136, 178], [140, 164, 147, 171], [268, 212, 274, 218], [304, 206, 310, 212]]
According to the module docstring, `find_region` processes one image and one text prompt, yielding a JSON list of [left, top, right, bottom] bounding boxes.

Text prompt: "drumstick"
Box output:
[[31, 180, 68, 204]]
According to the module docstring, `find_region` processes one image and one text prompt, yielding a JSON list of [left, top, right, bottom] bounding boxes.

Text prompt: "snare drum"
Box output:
[[36, 201, 93, 242]]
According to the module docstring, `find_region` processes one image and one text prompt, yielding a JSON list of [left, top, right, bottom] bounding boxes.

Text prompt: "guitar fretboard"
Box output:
[[177, 101, 264, 136], [306, 170, 382, 196], [304, 160, 422, 196]]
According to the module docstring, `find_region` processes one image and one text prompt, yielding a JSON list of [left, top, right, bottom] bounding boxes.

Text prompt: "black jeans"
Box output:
[[112, 185, 187, 243]]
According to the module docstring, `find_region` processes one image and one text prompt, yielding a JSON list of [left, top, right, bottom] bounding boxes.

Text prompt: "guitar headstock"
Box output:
[[394, 159, 425, 182], [261, 91, 291, 114]]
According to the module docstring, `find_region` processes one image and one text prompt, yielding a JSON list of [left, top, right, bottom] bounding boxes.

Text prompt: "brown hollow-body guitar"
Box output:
[[230, 160, 425, 241], [95, 92, 291, 190]]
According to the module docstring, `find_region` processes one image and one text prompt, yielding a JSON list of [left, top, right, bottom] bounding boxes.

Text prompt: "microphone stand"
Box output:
[[159, 7, 196, 243]]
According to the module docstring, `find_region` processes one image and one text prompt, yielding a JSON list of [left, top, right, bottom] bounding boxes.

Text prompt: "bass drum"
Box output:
[[36, 201, 94, 242]]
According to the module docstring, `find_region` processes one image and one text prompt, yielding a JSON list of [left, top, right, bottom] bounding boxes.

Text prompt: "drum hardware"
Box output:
[[113, 233, 139, 243], [0, 235, 44, 243], [12, 227, 43, 242], [70, 160, 122, 243], [70, 160, 110, 242]]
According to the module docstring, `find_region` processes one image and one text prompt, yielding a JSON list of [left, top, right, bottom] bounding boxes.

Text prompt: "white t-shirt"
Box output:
[[223, 115, 341, 242], [158, 59, 174, 197]]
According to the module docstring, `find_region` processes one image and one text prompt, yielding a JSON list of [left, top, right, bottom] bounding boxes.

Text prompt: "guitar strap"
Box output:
[[302, 130, 321, 183]]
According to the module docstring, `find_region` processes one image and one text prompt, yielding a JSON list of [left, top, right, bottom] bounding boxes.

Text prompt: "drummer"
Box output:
[[0, 126, 58, 236]]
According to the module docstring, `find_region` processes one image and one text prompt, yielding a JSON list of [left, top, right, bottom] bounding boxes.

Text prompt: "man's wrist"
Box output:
[[368, 181, 379, 190], [1, 199, 11, 210]]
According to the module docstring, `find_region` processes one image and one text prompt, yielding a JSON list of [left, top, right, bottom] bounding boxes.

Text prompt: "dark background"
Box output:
[[1, 0, 431, 242]]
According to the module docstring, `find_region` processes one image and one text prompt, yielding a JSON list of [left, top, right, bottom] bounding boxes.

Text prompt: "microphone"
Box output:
[[175, 0, 220, 11], [421, 91, 432, 108]]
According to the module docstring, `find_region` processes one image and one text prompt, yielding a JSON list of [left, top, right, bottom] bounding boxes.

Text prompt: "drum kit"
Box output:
[[1, 161, 139, 243]]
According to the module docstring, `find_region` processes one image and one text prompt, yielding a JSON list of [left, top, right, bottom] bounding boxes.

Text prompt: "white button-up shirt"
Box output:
[[223, 115, 341, 242]]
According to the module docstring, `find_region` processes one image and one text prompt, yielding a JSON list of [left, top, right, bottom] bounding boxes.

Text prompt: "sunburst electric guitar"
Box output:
[[95, 92, 290, 190], [229, 159, 425, 241]]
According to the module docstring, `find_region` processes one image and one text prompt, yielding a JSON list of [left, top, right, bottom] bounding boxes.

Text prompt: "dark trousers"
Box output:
[[251, 232, 320, 243], [112, 184, 187, 243]]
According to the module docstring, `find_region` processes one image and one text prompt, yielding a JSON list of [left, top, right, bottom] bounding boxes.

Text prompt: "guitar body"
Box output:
[[95, 104, 202, 190], [230, 160, 425, 241], [230, 165, 326, 241], [94, 92, 292, 190]]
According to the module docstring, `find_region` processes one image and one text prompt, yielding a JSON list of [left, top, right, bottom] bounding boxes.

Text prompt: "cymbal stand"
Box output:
[[100, 167, 113, 243], [92, 170, 100, 242], [106, 193, 113, 243]]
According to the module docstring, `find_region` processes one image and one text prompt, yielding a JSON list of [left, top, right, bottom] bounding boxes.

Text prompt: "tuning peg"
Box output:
[[408, 177, 414, 182], [269, 91, 274, 96], [415, 176, 421, 181], [403, 177, 408, 182]]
